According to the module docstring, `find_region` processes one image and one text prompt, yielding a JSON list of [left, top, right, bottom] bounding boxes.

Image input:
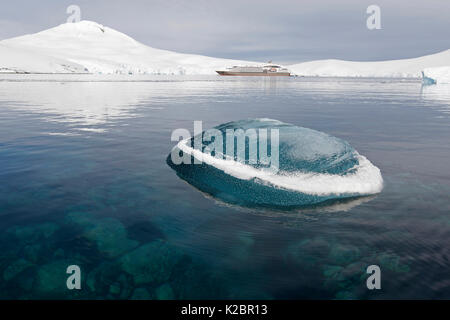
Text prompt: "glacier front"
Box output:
[[288, 51, 450, 78], [422, 66, 450, 84]]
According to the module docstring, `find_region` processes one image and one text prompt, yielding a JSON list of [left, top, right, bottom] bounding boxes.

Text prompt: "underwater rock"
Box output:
[[86, 261, 133, 298], [3, 258, 33, 281], [167, 119, 383, 207], [155, 283, 175, 300], [7, 223, 58, 244], [323, 261, 366, 291], [339, 261, 368, 281], [119, 240, 184, 286], [127, 221, 166, 243], [109, 282, 121, 295], [131, 287, 153, 300], [323, 265, 344, 281], [322, 265, 346, 293], [170, 262, 228, 299], [284, 237, 330, 268], [228, 289, 274, 300], [35, 260, 79, 295], [328, 244, 361, 266], [83, 218, 139, 258], [228, 231, 255, 263], [23, 244, 42, 263], [15, 267, 36, 292], [53, 248, 65, 259], [65, 211, 94, 227], [375, 252, 410, 273], [322, 259, 372, 300], [65, 212, 139, 258], [335, 290, 357, 300], [118, 274, 134, 299]]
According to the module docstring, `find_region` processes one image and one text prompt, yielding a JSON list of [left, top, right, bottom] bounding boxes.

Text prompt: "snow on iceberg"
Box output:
[[288, 50, 450, 78], [422, 66, 450, 85], [167, 119, 383, 208]]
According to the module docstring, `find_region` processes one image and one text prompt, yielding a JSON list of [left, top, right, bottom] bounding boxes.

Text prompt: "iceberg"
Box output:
[[422, 66, 450, 85], [167, 119, 383, 208]]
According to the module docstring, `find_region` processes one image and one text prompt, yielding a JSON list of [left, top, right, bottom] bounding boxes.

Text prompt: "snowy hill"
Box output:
[[0, 20, 449, 77], [0, 44, 87, 74], [0, 21, 255, 75], [289, 50, 450, 78]]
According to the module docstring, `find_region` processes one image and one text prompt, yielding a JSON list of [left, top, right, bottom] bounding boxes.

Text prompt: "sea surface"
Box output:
[[0, 75, 449, 299]]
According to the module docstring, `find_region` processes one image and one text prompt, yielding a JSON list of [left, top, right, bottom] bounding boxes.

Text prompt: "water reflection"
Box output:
[[193, 184, 377, 216], [421, 84, 450, 114], [0, 81, 149, 132]]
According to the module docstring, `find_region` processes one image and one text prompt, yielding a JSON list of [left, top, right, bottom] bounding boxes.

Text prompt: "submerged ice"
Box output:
[[167, 119, 383, 207]]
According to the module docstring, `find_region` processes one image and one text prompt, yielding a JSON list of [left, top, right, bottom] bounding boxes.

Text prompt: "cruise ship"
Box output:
[[216, 63, 291, 76]]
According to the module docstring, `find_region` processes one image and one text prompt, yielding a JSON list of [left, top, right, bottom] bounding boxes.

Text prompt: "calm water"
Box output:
[[0, 75, 449, 299]]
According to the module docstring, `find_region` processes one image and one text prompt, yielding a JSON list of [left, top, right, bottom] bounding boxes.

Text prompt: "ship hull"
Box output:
[[216, 71, 290, 76]]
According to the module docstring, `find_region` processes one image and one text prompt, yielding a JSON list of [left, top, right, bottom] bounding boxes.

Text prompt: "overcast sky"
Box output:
[[0, 0, 449, 64]]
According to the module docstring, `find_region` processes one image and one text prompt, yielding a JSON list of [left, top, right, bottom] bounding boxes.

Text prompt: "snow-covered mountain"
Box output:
[[0, 20, 449, 77], [289, 50, 450, 78], [0, 21, 254, 75], [0, 44, 87, 74]]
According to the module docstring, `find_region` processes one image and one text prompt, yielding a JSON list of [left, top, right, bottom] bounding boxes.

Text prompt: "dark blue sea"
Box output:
[[0, 75, 449, 299]]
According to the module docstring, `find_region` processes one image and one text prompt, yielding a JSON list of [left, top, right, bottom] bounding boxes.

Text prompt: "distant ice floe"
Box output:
[[422, 66, 450, 85]]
